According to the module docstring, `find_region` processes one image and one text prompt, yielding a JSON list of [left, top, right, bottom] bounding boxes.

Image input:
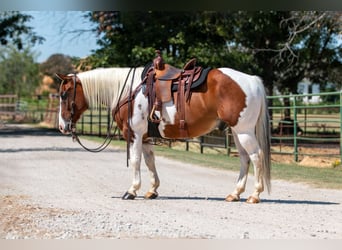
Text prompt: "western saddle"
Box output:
[[144, 50, 205, 138]]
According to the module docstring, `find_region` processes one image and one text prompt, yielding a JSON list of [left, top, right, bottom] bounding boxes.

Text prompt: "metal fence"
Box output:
[[0, 94, 58, 125], [76, 107, 114, 137], [0, 94, 18, 117], [268, 91, 341, 162], [181, 91, 342, 162], [73, 91, 342, 162]]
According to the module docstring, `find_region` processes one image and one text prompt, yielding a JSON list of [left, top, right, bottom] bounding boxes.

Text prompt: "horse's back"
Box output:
[[218, 68, 264, 96]]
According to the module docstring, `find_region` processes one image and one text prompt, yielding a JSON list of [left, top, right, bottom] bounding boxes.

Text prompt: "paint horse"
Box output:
[[57, 59, 271, 204]]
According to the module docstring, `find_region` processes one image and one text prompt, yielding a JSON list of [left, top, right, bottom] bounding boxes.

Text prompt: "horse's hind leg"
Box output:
[[225, 131, 250, 202], [233, 131, 264, 203], [142, 142, 160, 199]]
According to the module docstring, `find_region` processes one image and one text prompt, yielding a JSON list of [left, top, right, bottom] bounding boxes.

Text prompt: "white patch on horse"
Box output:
[[58, 100, 69, 133], [131, 90, 149, 134], [158, 100, 177, 137], [218, 68, 263, 130]]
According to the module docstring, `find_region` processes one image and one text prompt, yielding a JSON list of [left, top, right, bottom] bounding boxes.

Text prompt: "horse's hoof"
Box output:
[[246, 196, 260, 204], [225, 194, 240, 202], [122, 192, 136, 200], [144, 192, 158, 199]]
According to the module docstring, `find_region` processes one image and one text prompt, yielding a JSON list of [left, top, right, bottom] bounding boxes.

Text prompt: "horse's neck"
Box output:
[[78, 68, 143, 110]]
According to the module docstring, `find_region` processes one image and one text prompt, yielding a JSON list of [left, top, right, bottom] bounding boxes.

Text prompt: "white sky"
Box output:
[[24, 11, 100, 63]]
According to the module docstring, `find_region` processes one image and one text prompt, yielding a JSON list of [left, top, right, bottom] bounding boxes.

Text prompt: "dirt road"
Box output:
[[1, 124, 342, 239]]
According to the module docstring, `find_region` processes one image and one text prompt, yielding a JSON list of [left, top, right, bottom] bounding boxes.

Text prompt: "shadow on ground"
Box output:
[[111, 195, 340, 205], [0, 123, 59, 137]]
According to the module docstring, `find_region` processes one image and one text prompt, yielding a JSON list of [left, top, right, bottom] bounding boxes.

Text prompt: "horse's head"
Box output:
[[56, 73, 88, 134]]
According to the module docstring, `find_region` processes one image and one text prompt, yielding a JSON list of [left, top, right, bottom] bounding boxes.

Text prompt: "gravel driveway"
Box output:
[[1, 124, 342, 239]]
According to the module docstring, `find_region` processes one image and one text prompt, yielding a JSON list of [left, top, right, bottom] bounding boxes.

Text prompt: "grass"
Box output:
[[82, 135, 342, 190]]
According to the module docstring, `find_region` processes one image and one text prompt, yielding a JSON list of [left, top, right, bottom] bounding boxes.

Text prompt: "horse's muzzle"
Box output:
[[59, 121, 72, 134]]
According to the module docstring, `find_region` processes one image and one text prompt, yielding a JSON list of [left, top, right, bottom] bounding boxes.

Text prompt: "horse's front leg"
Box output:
[[142, 142, 160, 199], [122, 135, 143, 200]]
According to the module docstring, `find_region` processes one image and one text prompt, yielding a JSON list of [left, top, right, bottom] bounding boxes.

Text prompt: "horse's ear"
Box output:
[[55, 73, 66, 81]]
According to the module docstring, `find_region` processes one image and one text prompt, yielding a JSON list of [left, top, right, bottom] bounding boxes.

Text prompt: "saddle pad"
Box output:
[[171, 67, 211, 92]]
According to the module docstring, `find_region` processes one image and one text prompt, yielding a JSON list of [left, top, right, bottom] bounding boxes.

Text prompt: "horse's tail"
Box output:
[[255, 77, 271, 193]]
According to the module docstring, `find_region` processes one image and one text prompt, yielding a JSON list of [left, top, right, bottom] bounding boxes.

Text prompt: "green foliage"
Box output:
[[131, 46, 156, 67], [88, 11, 236, 68], [86, 11, 341, 95], [0, 11, 46, 97], [0, 11, 44, 50], [0, 45, 40, 97]]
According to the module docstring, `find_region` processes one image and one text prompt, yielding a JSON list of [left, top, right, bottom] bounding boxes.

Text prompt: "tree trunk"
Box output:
[[283, 96, 291, 119]]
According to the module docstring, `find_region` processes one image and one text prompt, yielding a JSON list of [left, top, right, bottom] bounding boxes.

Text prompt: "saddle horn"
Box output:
[[153, 50, 165, 70]]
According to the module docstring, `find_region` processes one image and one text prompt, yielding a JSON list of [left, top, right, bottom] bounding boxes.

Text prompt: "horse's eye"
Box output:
[[61, 91, 68, 100]]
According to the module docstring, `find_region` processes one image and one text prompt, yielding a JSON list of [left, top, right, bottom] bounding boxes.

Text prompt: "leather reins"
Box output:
[[68, 68, 137, 159]]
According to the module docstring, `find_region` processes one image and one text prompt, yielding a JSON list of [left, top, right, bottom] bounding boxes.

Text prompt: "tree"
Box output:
[[0, 11, 45, 97], [39, 54, 75, 91], [273, 11, 342, 93], [86, 11, 254, 71], [226, 11, 341, 123], [0, 11, 44, 50], [86, 11, 341, 95], [88, 11, 194, 67], [0, 45, 40, 97]]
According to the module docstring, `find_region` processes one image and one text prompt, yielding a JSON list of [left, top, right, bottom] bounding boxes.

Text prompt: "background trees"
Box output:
[[87, 11, 342, 96], [0, 11, 341, 99], [0, 11, 44, 50], [87, 11, 257, 70], [0, 11, 44, 97], [0, 45, 40, 97], [39, 54, 75, 91]]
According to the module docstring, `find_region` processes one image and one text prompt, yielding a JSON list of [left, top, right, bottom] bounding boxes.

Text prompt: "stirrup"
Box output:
[[149, 105, 162, 123]]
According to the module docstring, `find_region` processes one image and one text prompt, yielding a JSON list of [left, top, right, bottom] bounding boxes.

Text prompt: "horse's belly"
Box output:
[[157, 94, 218, 139], [159, 113, 218, 139]]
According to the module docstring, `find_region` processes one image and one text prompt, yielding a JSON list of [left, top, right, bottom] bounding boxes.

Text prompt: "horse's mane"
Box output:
[[77, 67, 144, 110]]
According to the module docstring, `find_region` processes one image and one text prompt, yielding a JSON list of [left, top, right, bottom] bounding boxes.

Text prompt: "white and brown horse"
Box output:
[[57, 65, 271, 203]]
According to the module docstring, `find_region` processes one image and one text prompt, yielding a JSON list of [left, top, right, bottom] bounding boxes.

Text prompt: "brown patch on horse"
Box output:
[[160, 69, 247, 139], [59, 75, 88, 124], [113, 98, 135, 143], [210, 69, 247, 127]]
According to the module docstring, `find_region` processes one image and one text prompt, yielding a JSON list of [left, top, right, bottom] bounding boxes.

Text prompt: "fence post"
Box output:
[[340, 91, 342, 163], [293, 96, 298, 162], [90, 109, 93, 135], [99, 107, 102, 137], [226, 129, 231, 156], [107, 107, 111, 135], [200, 137, 204, 154]]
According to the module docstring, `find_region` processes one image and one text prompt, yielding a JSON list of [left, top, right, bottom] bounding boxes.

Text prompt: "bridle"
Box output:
[[68, 74, 116, 153], [69, 74, 78, 135], [58, 76, 74, 131], [59, 73, 83, 138], [60, 69, 137, 156]]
